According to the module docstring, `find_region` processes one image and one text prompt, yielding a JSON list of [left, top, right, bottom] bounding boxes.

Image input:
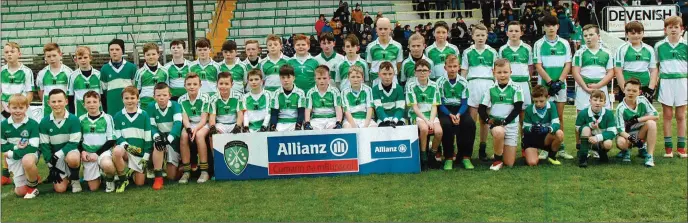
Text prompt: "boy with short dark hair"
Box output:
[[69, 46, 103, 117], [190, 38, 220, 96], [499, 21, 534, 134], [220, 40, 248, 94], [372, 62, 406, 128], [269, 65, 306, 131], [315, 32, 346, 84], [101, 39, 137, 116], [164, 39, 191, 100], [261, 35, 291, 92], [209, 72, 243, 135], [407, 59, 443, 171], [78, 91, 115, 192], [37, 43, 73, 117], [147, 82, 183, 190], [304, 65, 343, 130], [337, 35, 369, 90], [2, 94, 41, 198], [425, 21, 461, 80], [522, 85, 564, 166], [614, 21, 658, 93], [615, 78, 659, 167], [575, 90, 617, 167], [135, 42, 169, 109]]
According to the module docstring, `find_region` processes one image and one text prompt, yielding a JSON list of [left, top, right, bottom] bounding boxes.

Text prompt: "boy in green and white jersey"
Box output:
[[406, 59, 443, 170], [79, 91, 115, 192], [1, 42, 33, 121], [402, 33, 434, 86], [575, 90, 617, 167], [135, 42, 169, 109], [499, 21, 534, 110], [190, 38, 220, 96], [101, 39, 137, 116], [268, 65, 306, 131], [478, 59, 525, 171], [242, 39, 262, 71], [315, 32, 346, 85], [261, 35, 291, 92], [572, 24, 614, 112], [342, 65, 376, 128], [522, 86, 564, 166], [240, 69, 273, 132], [209, 72, 243, 134], [304, 66, 343, 130], [147, 83, 184, 190], [338, 35, 369, 90], [164, 39, 191, 100], [425, 21, 460, 80], [366, 18, 404, 85], [37, 43, 73, 118], [1, 94, 41, 198], [68, 46, 103, 117], [372, 62, 406, 127], [288, 34, 320, 91], [614, 79, 659, 167], [178, 74, 211, 184], [220, 40, 248, 94], [614, 22, 658, 94]]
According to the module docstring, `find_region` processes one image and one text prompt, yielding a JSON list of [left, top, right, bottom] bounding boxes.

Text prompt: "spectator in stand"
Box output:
[[572, 0, 579, 20], [316, 14, 327, 37], [577, 0, 591, 26], [497, 9, 509, 32], [331, 17, 342, 36], [436, 0, 447, 19], [424, 23, 435, 46], [404, 25, 413, 41], [335, 2, 351, 31], [309, 35, 321, 55], [481, 0, 492, 27], [520, 7, 537, 44], [352, 4, 364, 35], [364, 12, 374, 28], [451, 0, 461, 18], [555, 5, 574, 42], [394, 22, 407, 50], [322, 20, 334, 34], [452, 17, 469, 39], [375, 12, 383, 28]]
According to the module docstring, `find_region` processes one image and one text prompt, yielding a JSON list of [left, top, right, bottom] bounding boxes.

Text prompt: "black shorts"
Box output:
[[522, 132, 547, 150]]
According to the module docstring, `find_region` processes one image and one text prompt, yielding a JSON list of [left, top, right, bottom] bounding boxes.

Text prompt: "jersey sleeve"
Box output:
[[61, 116, 82, 154], [23, 67, 35, 93], [605, 49, 614, 70], [395, 42, 404, 63], [432, 85, 441, 105], [306, 90, 314, 109], [601, 110, 617, 140], [36, 69, 46, 91], [38, 120, 52, 162], [27, 121, 40, 152], [207, 95, 217, 115], [146, 105, 160, 137], [647, 45, 657, 69], [106, 114, 115, 141], [171, 103, 183, 138], [142, 113, 153, 155], [564, 40, 572, 63], [480, 89, 492, 107], [642, 97, 659, 117], [0, 122, 11, 153], [333, 89, 342, 107], [615, 106, 626, 133], [134, 68, 144, 90], [575, 110, 588, 131], [461, 79, 470, 100], [522, 107, 534, 133], [365, 44, 373, 64], [615, 45, 627, 68], [201, 94, 211, 114], [365, 87, 374, 108], [533, 41, 542, 64], [573, 49, 583, 67], [461, 49, 469, 70], [526, 45, 534, 65], [405, 84, 416, 105], [514, 85, 524, 103]]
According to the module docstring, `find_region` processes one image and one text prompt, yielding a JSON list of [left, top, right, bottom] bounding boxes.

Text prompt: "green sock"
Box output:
[[2, 168, 9, 177], [665, 137, 673, 149], [154, 169, 163, 177], [678, 137, 686, 148], [579, 138, 590, 158], [421, 151, 428, 161], [559, 144, 565, 151]]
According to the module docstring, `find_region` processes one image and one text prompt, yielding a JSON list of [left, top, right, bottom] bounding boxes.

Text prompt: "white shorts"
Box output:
[[549, 84, 567, 103], [276, 123, 296, 132], [189, 122, 209, 130], [5, 151, 39, 188], [82, 160, 100, 181], [467, 79, 494, 107], [215, 123, 236, 134], [54, 150, 79, 180], [167, 146, 180, 167], [311, 118, 337, 130], [514, 81, 532, 109], [345, 118, 378, 128], [414, 117, 440, 125], [575, 85, 611, 111], [658, 78, 688, 107], [101, 150, 145, 173], [493, 123, 519, 147]]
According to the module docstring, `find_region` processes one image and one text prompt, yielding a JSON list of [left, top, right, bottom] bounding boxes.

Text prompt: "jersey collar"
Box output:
[[586, 107, 606, 120], [108, 59, 128, 73], [319, 52, 337, 61], [155, 100, 172, 115], [144, 62, 161, 73], [8, 116, 29, 125], [531, 101, 551, 116], [120, 108, 142, 122]]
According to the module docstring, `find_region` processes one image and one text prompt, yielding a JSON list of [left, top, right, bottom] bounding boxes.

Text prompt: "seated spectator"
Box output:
[[352, 4, 364, 34], [316, 14, 327, 37], [364, 12, 374, 27], [331, 17, 343, 36], [404, 25, 412, 41]]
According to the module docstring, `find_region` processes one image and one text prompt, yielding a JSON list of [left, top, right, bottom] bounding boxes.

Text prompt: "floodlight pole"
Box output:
[[186, 0, 196, 59]]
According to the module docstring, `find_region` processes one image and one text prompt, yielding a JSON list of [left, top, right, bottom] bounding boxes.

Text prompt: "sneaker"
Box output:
[[479, 151, 488, 162], [146, 170, 155, 179], [105, 181, 115, 193], [678, 148, 687, 158], [547, 157, 561, 165], [615, 150, 628, 159], [71, 181, 82, 193], [434, 151, 442, 162], [664, 148, 674, 158], [538, 150, 548, 160], [23, 187, 39, 199], [638, 148, 649, 158], [179, 172, 190, 184], [1, 176, 11, 185], [197, 171, 209, 183], [115, 179, 129, 193], [462, 158, 474, 170], [590, 150, 600, 159], [443, 160, 453, 170], [556, 150, 574, 160], [644, 156, 655, 167], [421, 161, 428, 171], [489, 161, 503, 171], [579, 160, 588, 168], [152, 177, 164, 190], [622, 151, 632, 162]]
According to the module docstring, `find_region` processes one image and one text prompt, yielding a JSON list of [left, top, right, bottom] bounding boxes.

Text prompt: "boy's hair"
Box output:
[[582, 24, 599, 34], [143, 42, 159, 53], [185, 72, 201, 83], [408, 33, 425, 45], [154, 82, 170, 94], [83, 90, 100, 100], [4, 42, 20, 51], [590, 89, 606, 101], [108, 39, 125, 51], [315, 65, 330, 75], [48, 88, 67, 98], [121, 86, 139, 98], [247, 68, 263, 79], [319, 32, 335, 43], [43, 42, 61, 53], [266, 34, 282, 44], [170, 39, 186, 49], [531, 85, 548, 98], [624, 78, 642, 88], [293, 34, 310, 45], [494, 58, 511, 69], [433, 21, 450, 32], [379, 61, 394, 72], [625, 21, 644, 33], [445, 54, 459, 64], [218, 72, 233, 82], [221, 40, 237, 52], [507, 21, 521, 31], [279, 64, 295, 77], [245, 39, 259, 47], [472, 24, 488, 33], [664, 16, 683, 27], [75, 46, 91, 57], [195, 38, 211, 49], [542, 15, 559, 26], [344, 35, 359, 46], [8, 94, 29, 107], [348, 65, 364, 77], [415, 59, 431, 70]]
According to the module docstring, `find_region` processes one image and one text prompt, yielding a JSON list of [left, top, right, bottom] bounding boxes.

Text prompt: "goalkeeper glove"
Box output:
[[209, 125, 218, 135], [154, 135, 166, 151], [230, 125, 242, 134], [303, 122, 313, 130], [334, 121, 343, 129]]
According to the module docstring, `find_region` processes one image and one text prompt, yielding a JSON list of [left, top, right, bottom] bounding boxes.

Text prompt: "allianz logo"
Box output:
[[277, 138, 349, 157], [374, 143, 408, 153]]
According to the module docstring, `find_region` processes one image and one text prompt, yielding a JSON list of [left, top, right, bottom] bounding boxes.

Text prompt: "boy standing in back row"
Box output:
[[367, 18, 404, 85], [315, 32, 346, 85], [37, 43, 73, 118], [101, 39, 137, 116], [261, 35, 291, 92], [190, 38, 220, 96], [164, 39, 191, 101]]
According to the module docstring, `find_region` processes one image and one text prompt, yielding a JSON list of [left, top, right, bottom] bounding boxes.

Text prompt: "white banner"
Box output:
[[605, 5, 678, 33]]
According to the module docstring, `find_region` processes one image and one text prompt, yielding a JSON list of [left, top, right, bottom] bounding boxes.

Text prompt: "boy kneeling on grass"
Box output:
[[79, 91, 116, 192], [479, 59, 524, 171], [615, 78, 659, 167], [575, 89, 617, 168], [406, 59, 443, 171], [522, 85, 564, 166], [2, 94, 41, 199], [147, 82, 184, 190], [304, 65, 343, 130]]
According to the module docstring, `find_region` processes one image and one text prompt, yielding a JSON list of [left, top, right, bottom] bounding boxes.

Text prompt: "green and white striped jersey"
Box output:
[[372, 82, 406, 121], [68, 68, 103, 117], [219, 59, 248, 94], [79, 112, 115, 153], [135, 63, 169, 109], [146, 100, 183, 140], [113, 108, 152, 157], [189, 60, 220, 95], [341, 84, 373, 120], [480, 81, 524, 124], [533, 36, 572, 84], [523, 101, 560, 133], [39, 110, 82, 162], [306, 85, 341, 119], [614, 42, 656, 86], [240, 91, 272, 131], [498, 41, 533, 82], [178, 92, 210, 124], [425, 42, 461, 79], [461, 45, 498, 80], [164, 59, 191, 97], [615, 96, 658, 133], [1, 64, 34, 108], [435, 75, 469, 106], [260, 54, 291, 91], [242, 57, 262, 70], [1, 116, 40, 160], [315, 52, 346, 80], [654, 37, 687, 79], [575, 107, 617, 141], [401, 55, 435, 84], [336, 56, 369, 90], [366, 38, 404, 82], [573, 47, 613, 84], [272, 86, 306, 124], [406, 80, 441, 119], [288, 55, 320, 91], [101, 59, 137, 116], [37, 64, 73, 116], [208, 92, 242, 125]]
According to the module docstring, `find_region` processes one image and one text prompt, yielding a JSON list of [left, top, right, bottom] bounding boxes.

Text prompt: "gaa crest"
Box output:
[[224, 140, 249, 175]]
